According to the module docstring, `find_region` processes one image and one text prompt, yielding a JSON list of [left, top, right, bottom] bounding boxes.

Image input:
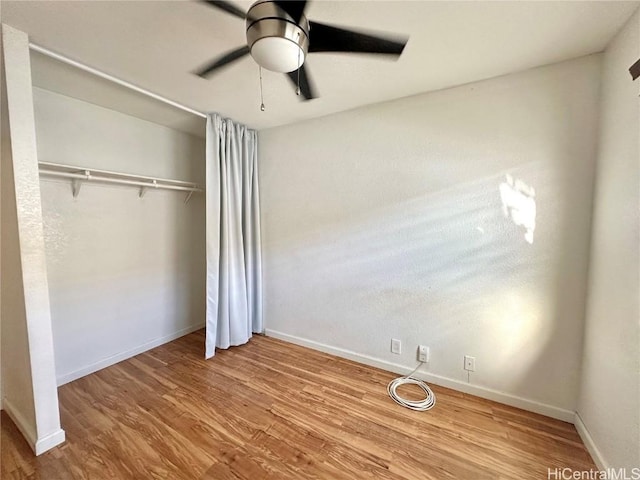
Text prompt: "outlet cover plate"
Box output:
[[418, 345, 429, 362], [464, 355, 476, 371]]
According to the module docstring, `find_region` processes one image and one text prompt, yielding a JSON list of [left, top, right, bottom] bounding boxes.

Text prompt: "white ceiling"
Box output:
[[2, 1, 638, 132], [29, 50, 207, 138]]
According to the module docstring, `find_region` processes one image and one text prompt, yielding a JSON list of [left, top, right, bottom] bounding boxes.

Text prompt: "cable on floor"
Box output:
[[387, 363, 436, 411]]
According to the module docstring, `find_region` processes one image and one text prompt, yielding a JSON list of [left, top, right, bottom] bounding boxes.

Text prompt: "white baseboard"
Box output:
[[574, 412, 608, 470], [35, 428, 65, 455], [57, 323, 204, 386], [2, 397, 65, 455], [3, 397, 37, 448], [265, 329, 575, 423]]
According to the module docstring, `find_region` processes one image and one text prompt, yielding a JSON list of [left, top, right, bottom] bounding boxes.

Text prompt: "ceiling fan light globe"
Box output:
[[251, 37, 305, 73]]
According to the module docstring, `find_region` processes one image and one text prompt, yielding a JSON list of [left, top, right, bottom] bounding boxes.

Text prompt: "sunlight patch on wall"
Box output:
[[483, 289, 552, 377], [499, 174, 536, 244]]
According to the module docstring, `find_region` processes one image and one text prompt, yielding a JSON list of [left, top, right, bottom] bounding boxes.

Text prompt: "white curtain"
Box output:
[[205, 113, 262, 359]]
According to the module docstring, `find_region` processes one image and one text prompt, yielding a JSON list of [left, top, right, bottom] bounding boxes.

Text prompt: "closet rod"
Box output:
[[40, 170, 203, 193], [39, 161, 200, 187], [29, 43, 207, 119]]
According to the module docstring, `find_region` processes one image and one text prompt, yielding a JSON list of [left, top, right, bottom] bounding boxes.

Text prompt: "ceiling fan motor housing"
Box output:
[[246, 0, 310, 73]]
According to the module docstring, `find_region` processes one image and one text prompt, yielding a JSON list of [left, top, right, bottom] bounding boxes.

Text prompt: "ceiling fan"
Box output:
[[194, 0, 409, 101]]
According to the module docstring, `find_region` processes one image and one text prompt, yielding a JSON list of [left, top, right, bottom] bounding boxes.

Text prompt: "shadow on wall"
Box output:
[[264, 159, 586, 404]]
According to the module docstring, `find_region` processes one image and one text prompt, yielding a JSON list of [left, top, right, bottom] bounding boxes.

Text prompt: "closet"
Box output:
[[31, 45, 208, 386]]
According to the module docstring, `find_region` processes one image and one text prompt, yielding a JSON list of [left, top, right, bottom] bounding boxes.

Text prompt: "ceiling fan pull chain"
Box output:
[[296, 32, 301, 96], [259, 66, 265, 111]]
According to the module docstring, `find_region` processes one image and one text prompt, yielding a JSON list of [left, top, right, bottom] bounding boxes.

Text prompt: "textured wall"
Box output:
[[1, 24, 37, 434], [33, 87, 206, 385], [1, 24, 64, 454], [259, 55, 601, 414], [579, 9, 640, 470]]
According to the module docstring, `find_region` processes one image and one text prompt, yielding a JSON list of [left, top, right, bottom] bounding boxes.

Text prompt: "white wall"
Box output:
[[1, 24, 36, 431], [259, 55, 602, 417], [578, 9, 640, 470], [33, 87, 206, 385], [1, 24, 64, 455]]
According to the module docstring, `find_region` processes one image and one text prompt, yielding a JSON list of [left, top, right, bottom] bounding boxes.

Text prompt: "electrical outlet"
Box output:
[[391, 338, 401, 354], [464, 355, 475, 371], [418, 345, 429, 363]]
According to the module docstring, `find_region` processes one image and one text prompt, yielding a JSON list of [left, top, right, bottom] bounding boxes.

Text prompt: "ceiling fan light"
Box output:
[[251, 37, 305, 73], [245, 3, 309, 74]]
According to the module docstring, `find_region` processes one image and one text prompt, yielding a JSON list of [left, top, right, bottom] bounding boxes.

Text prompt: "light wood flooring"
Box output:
[[1, 331, 595, 479]]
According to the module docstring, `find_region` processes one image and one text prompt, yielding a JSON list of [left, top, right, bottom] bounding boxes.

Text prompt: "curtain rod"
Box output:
[[29, 43, 207, 119]]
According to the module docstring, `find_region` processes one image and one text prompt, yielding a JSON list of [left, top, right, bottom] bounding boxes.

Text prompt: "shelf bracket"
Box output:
[[71, 170, 91, 198], [139, 179, 157, 198], [71, 179, 82, 198]]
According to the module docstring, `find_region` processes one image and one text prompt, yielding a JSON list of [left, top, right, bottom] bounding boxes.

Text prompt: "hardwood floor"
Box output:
[[1, 331, 595, 479]]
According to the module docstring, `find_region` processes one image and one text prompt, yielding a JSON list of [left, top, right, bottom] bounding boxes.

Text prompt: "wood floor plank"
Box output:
[[1, 331, 596, 479]]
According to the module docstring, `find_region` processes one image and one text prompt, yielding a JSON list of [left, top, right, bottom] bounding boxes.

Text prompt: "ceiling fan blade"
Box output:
[[195, 46, 250, 78], [202, 0, 247, 20], [630, 58, 640, 81], [285, 64, 317, 100], [274, 1, 308, 24], [308, 21, 407, 56]]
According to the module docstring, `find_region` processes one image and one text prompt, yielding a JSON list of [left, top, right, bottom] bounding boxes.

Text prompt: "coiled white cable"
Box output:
[[387, 363, 436, 411]]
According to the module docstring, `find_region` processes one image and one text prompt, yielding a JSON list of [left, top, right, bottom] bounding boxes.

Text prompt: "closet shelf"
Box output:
[[38, 161, 203, 203]]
